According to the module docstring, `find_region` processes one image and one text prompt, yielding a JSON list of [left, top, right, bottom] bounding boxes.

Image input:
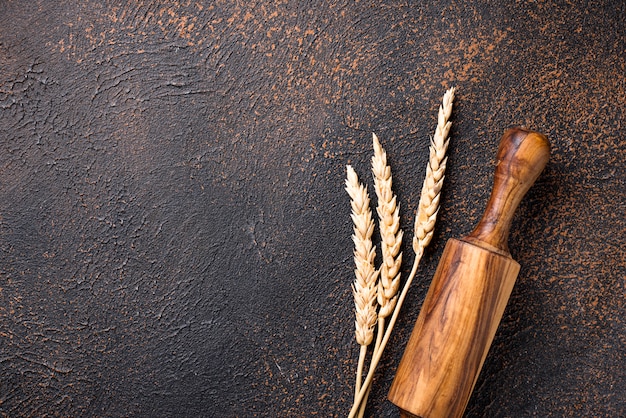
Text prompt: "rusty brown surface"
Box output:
[[0, 1, 624, 416]]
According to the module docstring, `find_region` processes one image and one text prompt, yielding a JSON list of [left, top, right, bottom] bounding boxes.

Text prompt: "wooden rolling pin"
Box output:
[[387, 128, 550, 418]]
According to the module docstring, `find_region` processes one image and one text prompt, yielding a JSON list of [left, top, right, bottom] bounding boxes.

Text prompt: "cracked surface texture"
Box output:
[[0, 1, 624, 416]]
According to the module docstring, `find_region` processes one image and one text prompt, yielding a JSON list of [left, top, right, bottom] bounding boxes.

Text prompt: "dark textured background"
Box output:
[[0, 1, 624, 417]]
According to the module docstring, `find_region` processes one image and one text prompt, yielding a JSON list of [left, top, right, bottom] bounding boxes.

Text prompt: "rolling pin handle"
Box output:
[[464, 128, 550, 254]]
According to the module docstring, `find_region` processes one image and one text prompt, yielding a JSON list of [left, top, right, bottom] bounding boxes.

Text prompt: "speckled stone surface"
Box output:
[[0, 1, 624, 417]]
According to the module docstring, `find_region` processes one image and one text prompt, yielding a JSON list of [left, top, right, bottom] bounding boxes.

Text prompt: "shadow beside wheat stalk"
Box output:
[[345, 87, 455, 418]]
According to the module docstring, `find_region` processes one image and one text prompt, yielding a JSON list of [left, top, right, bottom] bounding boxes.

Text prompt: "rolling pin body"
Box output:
[[388, 128, 550, 418]]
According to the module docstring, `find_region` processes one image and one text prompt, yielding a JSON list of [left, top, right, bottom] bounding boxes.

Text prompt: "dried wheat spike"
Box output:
[[346, 165, 379, 346], [413, 87, 455, 253], [348, 88, 456, 418], [371, 134, 403, 319]]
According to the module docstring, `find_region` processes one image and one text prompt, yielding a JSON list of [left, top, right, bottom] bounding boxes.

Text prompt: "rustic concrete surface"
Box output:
[[0, 1, 624, 417]]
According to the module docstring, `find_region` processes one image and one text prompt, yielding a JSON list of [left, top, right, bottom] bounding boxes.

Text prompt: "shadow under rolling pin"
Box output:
[[387, 128, 550, 418]]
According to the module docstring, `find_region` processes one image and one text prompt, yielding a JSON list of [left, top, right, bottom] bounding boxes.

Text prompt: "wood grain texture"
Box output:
[[465, 128, 550, 255], [388, 129, 549, 417], [388, 238, 520, 417]]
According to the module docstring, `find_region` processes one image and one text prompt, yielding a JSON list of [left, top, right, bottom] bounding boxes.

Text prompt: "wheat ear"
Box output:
[[348, 87, 455, 418], [372, 133, 403, 321], [414, 86, 455, 253], [351, 133, 403, 417], [345, 165, 379, 403]]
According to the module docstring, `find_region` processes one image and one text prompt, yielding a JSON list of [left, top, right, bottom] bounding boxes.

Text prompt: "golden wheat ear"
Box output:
[[371, 133, 403, 320], [414, 87, 455, 253], [345, 165, 378, 348], [345, 165, 379, 403]]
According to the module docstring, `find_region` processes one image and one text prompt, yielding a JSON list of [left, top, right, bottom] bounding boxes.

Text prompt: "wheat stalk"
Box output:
[[351, 133, 405, 417], [345, 165, 379, 403], [371, 133, 403, 320], [348, 87, 455, 418], [414, 86, 455, 253]]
